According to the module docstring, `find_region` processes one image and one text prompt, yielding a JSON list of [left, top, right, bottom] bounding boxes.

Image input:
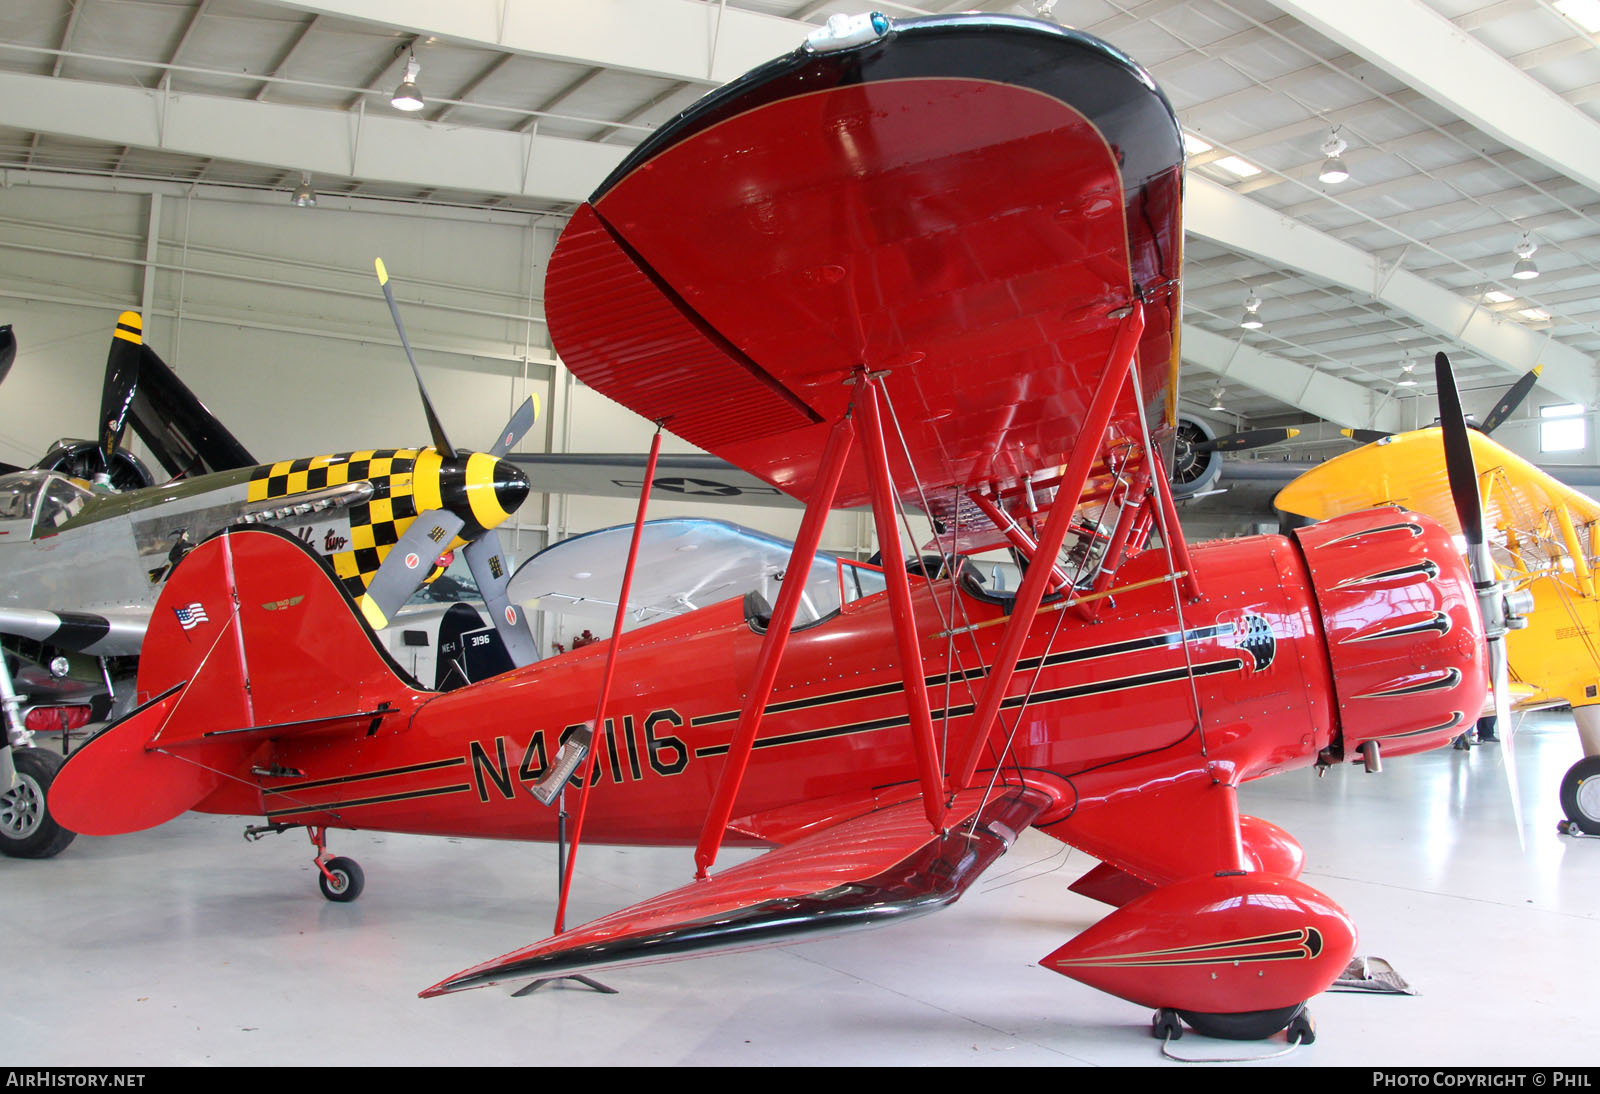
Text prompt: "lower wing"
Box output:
[[422, 784, 1050, 997]]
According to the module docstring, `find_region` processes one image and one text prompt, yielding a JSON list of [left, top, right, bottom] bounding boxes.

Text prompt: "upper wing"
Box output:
[[422, 784, 1050, 997], [542, 15, 1183, 520], [0, 606, 147, 657]]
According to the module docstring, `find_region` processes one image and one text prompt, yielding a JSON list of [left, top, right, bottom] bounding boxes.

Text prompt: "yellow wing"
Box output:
[[1276, 428, 1600, 710]]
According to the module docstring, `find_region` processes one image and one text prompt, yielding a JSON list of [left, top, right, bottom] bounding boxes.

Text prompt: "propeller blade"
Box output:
[[1437, 349, 1526, 846], [1435, 352, 1486, 550], [463, 531, 540, 667], [1340, 428, 1391, 445], [1480, 364, 1543, 436], [0, 324, 14, 387], [1192, 427, 1300, 455], [1488, 639, 1524, 850], [490, 396, 541, 458], [375, 258, 456, 460], [99, 312, 145, 468], [356, 508, 465, 631]]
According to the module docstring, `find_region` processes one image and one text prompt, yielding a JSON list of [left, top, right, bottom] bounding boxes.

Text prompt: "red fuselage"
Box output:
[[208, 508, 1483, 860]]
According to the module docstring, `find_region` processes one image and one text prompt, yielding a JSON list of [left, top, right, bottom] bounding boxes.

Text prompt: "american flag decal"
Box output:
[[174, 603, 209, 630]]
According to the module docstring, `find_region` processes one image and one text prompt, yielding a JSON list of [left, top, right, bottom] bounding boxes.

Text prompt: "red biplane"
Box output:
[[49, 13, 1509, 1043]]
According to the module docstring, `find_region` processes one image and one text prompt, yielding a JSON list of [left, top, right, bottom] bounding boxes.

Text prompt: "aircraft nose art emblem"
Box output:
[[1236, 611, 1276, 671], [173, 602, 209, 630]]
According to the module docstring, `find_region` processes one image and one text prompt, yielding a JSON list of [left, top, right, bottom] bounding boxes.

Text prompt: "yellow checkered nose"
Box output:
[[436, 453, 529, 539]]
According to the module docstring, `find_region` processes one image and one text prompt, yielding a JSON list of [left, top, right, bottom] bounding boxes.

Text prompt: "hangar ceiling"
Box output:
[[1, 0, 1597, 444]]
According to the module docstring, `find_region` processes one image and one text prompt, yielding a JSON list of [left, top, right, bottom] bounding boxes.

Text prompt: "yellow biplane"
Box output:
[[1276, 401, 1600, 837]]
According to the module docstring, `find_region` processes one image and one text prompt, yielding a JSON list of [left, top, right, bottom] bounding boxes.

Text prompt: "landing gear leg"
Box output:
[[308, 825, 364, 902], [1, 650, 34, 753]]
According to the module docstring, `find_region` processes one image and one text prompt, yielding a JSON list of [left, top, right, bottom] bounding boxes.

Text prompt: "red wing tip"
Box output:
[[418, 976, 467, 999], [419, 970, 491, 998]]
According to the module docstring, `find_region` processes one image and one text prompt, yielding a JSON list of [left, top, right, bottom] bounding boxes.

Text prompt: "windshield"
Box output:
[[34, 475, 92, 532], [0, 474, 40, 524]]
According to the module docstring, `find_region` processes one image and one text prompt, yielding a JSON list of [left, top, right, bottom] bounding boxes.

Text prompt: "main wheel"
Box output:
[[1176, 1002, 1306, 1041], [0, 747, 77, 859], [1559, 756, 1600, 836], [317, 856, 364, 902]]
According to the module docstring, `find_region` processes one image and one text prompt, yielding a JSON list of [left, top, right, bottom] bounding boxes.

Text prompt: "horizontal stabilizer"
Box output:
[[50, 684, 241, 836], [422, 785, 1049, 997]]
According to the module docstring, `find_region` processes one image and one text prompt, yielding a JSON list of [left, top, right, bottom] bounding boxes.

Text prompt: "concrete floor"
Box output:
[[4, 711, 1597, 1068]]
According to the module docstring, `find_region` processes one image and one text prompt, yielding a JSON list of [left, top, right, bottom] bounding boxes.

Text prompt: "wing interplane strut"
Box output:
[[954, 300, 1148, 790], [693, 414, 858, 878], [554, 427, 663, 934]]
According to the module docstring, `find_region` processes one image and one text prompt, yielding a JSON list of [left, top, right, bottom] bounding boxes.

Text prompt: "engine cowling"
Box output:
[[1169, 415, 1222, 499], [1293, 507, 1488, 762], [34, 439, 155, 492]]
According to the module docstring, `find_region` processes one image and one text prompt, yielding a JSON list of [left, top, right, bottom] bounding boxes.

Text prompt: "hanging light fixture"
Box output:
[[391, 52, 424, 112], [1396, 359, 1418, 387], [1511, 235, 1540, 281], [290, 171, 316, 208], [1209, 387, 1227, 412], [1318, 130, 1350, 184], [1239, 292, 1264, 330]]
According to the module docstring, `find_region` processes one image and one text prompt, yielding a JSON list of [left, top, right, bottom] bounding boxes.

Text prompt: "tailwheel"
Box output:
[[1174, 1002, 1312, 1042], [1559, 756, 1600, 836], [318, 855, 364, 903], [306, 825, 364, 902]]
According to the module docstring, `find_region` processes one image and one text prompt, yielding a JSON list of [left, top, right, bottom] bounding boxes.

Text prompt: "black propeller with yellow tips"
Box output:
[[31, 311, 254, 492], [1171, 417, 1301, 499], [0, 323, 14, 388], [1341, 364, 1544, 446], [1193, 427, 1302, 454], [0, 325, 18, 475], [365, 259, 539, 667]]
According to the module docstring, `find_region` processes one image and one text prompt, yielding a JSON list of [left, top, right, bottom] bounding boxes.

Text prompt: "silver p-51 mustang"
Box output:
[[0, 298, 538, 859]]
